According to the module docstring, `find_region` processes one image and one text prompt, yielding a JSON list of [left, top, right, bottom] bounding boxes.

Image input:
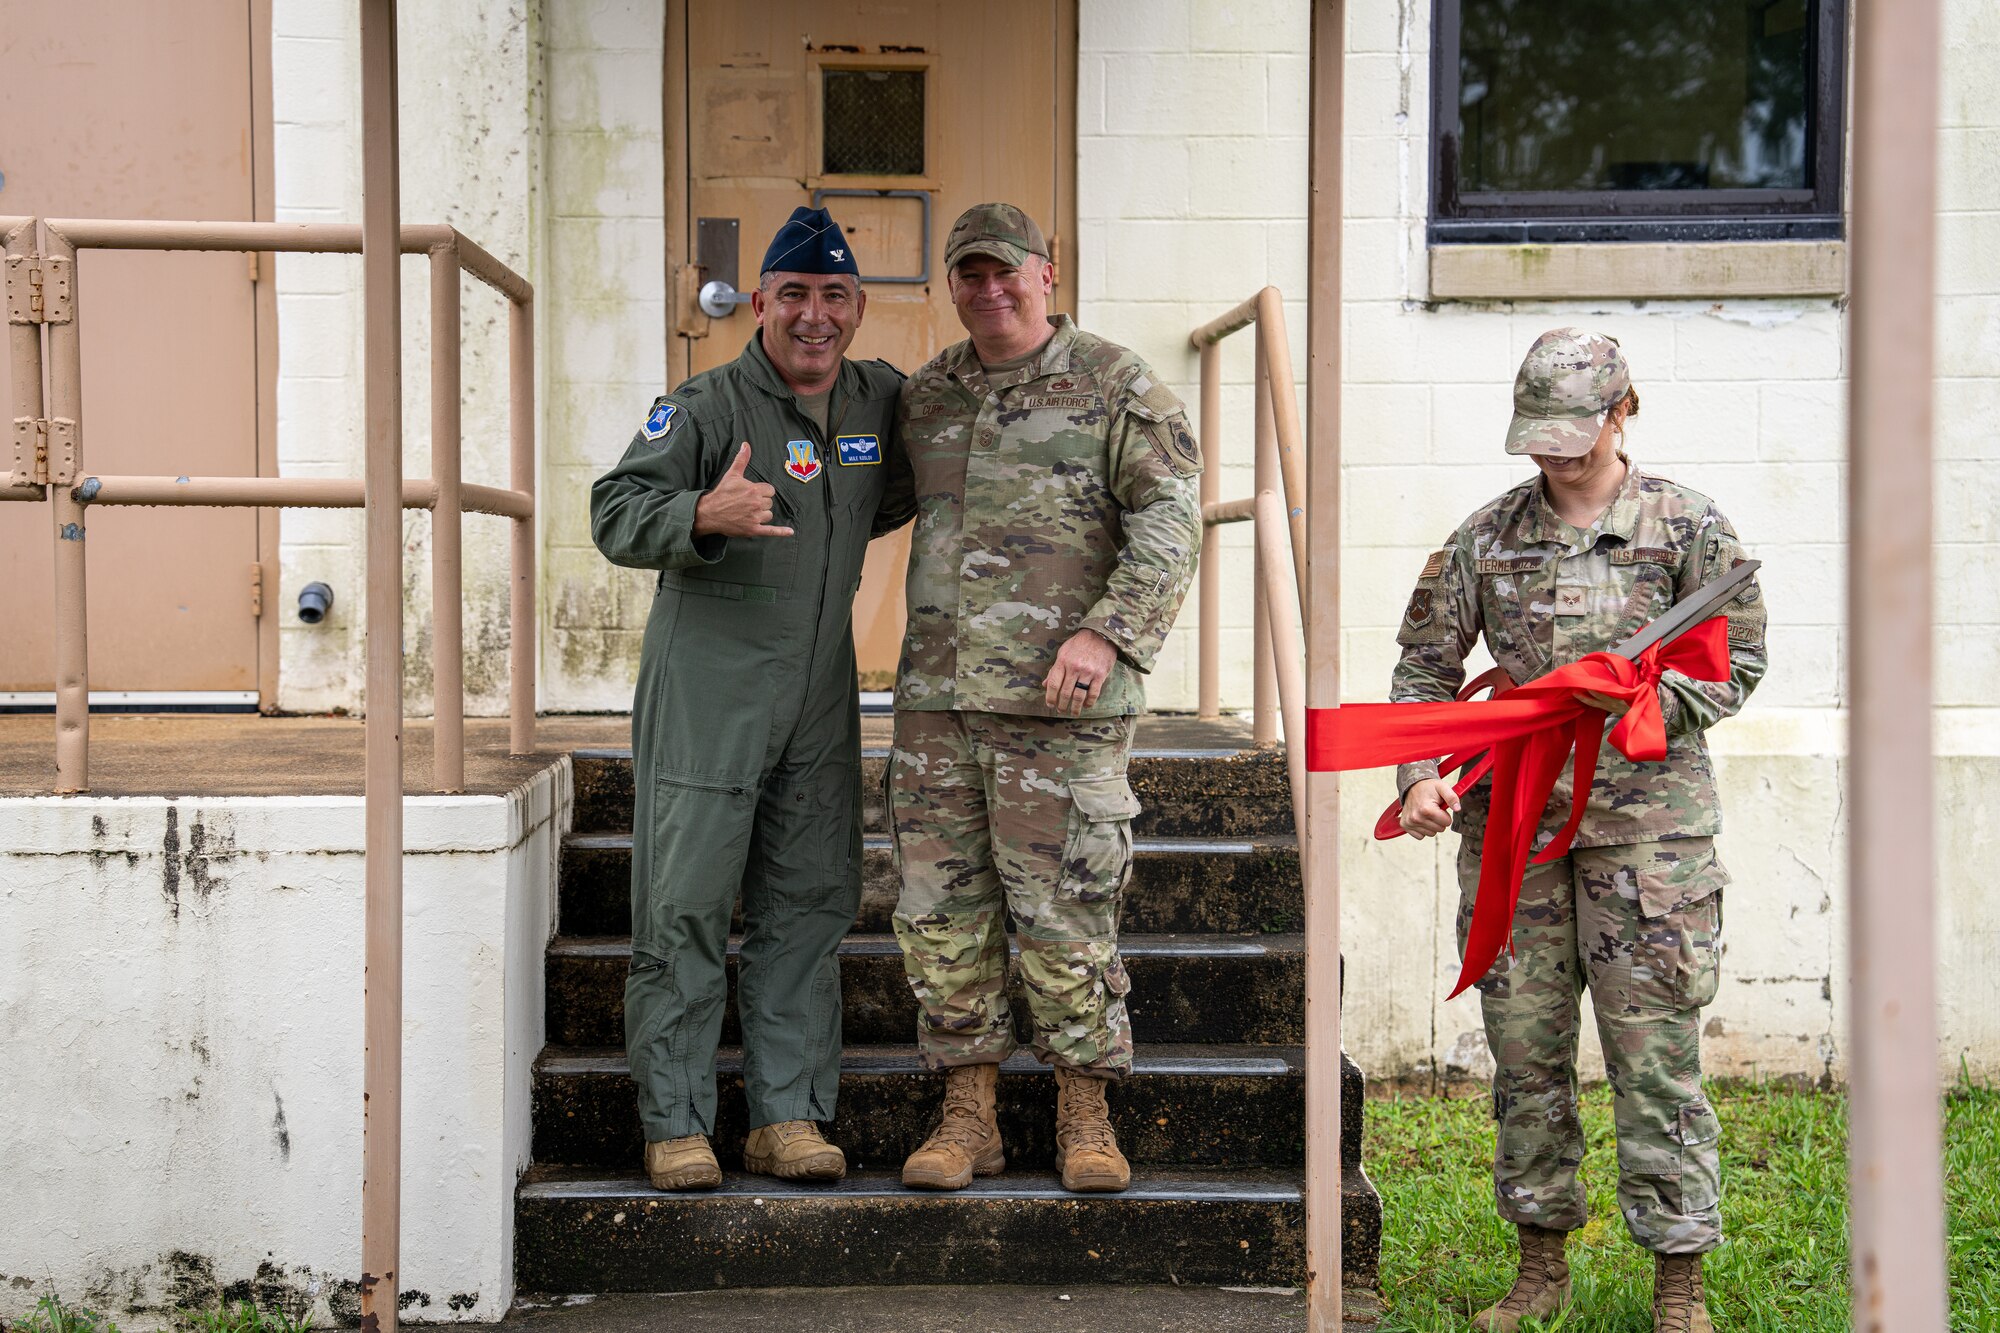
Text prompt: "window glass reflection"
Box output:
[[1458, 0, 1813, 193]]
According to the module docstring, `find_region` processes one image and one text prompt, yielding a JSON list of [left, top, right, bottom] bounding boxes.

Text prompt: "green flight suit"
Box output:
[[590, 333, 902, 1142]]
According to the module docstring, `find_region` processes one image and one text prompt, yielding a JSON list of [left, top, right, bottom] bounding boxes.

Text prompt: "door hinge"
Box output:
[[5, 255, 74, 325], [10, 417, 75, 486], [250, 563, 265, 619]]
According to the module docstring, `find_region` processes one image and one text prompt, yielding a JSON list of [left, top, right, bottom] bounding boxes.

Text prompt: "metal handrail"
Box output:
[[0, 215, 537, 793], [1190, 286, 1308, 744]]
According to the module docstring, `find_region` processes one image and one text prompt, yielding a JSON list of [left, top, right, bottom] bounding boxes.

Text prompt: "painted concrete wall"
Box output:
[[273, 0, 540, 717], [539, 2, 667, 713], [0, 765, 569, 1328], [1076, 0, 2000, 1086]]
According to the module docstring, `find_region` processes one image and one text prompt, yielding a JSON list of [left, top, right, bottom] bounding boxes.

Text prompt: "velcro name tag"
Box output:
[[835, 434, 882, 466], [1609, 546, 1680, 566], [1476, 556, 1545, 574], [1019, 394, 1098, 411]]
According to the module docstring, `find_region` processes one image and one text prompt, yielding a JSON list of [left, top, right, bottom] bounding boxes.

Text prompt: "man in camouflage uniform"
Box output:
[[1392, 329, 1766, 1333], [877, 203, 1203, 1194]]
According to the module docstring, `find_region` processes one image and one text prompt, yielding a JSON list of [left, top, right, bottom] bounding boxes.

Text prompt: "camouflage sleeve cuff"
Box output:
[[1657, 682, 1683, 735], [1397, 760, 1440, 801], [1077, 614, 1152, 672]]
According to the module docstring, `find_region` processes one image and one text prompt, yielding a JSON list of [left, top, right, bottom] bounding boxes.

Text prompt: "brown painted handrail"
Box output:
[[2, 215, 538, 793]]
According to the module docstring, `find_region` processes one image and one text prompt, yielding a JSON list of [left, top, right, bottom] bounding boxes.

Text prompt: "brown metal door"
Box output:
[[680, 0, 1073, 688], [0, 1, 265, 701]]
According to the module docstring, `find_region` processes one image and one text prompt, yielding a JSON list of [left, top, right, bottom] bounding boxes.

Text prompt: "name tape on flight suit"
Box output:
[[835, 434, 882, 466]]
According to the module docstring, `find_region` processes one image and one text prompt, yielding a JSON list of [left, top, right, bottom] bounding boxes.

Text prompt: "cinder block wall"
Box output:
[[273, 0, 538, 718], [1076, 0, 2000, 1085]]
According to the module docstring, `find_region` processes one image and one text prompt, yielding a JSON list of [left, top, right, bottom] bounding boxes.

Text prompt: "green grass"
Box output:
[[1365, 1079, 2000, 1332], [4, 1291, 123, 1333], [0, 1290, 311, 1333]]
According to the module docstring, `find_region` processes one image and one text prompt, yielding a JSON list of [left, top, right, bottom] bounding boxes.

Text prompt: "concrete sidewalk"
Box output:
[[503, 1287, 1383, 1331]]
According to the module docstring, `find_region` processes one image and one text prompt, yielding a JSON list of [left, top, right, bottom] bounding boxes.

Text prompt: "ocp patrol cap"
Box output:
[[945, 202, 1049, 272], [760, 206, 860, 277], [1504, 327, 1631, 459]]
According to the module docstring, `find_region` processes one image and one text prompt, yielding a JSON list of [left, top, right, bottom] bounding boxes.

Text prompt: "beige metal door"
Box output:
[[0, 1, 266, 701], [678, 0, 1075, 687]]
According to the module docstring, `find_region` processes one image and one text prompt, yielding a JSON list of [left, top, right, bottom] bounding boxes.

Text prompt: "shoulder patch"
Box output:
[[1137, 410, 1201, 478], [640, 399, 678, 442], [1419, 549, 1449, 580]]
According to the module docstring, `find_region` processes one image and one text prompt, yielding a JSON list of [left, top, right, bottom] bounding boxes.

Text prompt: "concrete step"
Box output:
[[546, 934, 1306, 1049], [513, 1165, 1382, 1292], [557, 833, 1304, 938], [532, 1043, 1366, 1172], [570, 746, 1294, 840]]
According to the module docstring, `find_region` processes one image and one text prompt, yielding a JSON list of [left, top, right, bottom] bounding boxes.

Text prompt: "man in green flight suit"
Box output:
[[590, 207, 904, 1191]]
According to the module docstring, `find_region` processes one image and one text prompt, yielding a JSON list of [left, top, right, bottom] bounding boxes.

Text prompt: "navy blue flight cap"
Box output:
[[759, 206, 861, 278]]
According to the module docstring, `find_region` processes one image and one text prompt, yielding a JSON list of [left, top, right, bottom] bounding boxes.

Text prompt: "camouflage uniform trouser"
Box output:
[[1457, 828, 1728, 1254], [888, 709, 1139, 1077]]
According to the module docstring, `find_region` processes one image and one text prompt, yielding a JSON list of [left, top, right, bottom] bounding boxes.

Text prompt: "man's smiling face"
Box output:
[[754, 271, 865, 392]]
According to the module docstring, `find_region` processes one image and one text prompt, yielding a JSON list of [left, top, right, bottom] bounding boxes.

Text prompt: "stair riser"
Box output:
[[532, 1062, 1375, 1170], [514, 1190, 1381, 1291], [571, 751, 1294, 839], [557, 842, 1304, 937], [546, 949, 1305, 1049]]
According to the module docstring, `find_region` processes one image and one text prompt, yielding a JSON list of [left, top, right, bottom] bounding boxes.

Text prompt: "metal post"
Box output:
[[359, 2, 405, 1330], [429, 244, 464, 793], [1847, 0, 1947, 1326], [1252, 317, 1278, 746], [508, 293, 536, 756], [1198, 342, 1221, 720], [1255, 287, 1310, 609], [1304, 1, 1346, 1325], [42, 228, 88, 793], [1255, 491, 1307, 841]]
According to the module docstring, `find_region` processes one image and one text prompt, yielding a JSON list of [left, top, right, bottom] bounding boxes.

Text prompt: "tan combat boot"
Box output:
[[644, 1135, 721, 1191], [902, 1063, 1005, 1190], [743, 1119, 846, 1181], [1652, 1252, 1715, 1333], [1053, 1065, 1129, 1193], [1470, 1224, 1572, 1331]]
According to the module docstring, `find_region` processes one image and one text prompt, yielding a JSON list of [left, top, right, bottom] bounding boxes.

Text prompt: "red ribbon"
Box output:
[[1304, 617, 1732, 998]]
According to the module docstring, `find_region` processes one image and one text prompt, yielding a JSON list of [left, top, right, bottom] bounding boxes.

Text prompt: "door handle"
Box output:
[[697, 279, 755, 318]]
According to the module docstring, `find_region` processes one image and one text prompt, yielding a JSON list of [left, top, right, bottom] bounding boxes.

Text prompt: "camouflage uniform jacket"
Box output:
[[1390, 463, 1768, 848], [881, 314, 1203, 717]]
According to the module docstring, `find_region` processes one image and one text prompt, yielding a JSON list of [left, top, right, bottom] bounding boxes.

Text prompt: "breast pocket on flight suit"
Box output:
[[664, 449, 802, 604]]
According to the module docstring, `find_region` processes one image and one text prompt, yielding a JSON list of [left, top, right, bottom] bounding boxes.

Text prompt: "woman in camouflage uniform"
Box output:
[[1390, 329, 1766, 1333]]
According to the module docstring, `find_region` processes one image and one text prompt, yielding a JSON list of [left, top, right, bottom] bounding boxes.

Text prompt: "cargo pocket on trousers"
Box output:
[[1059, 774, 1141, 904], [1674, 1098, 1723, 1213], [1629, 841, 1729, 1012], [652, 770, 756, 912]]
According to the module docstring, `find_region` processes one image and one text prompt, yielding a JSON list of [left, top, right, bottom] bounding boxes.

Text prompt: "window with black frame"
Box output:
[[1430, 0, 1846, 243]]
